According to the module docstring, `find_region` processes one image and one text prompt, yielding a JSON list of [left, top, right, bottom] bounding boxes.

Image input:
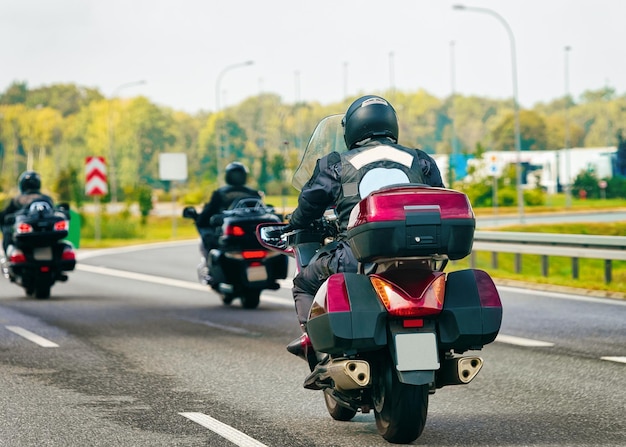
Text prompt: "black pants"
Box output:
[[291, 240, 358, 325]]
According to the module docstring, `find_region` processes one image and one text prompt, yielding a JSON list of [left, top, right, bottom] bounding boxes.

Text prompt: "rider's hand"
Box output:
[[266, 225, 291, 239]]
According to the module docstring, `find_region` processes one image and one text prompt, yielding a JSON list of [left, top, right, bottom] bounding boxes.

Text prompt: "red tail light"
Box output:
[[17, 223, 33, 234], [224, 225, 245, 236], [61, 247, 76, 261], [9, 250, 27, 264], [54, 220, 69, 231], [241, 250, 266, 259], [473, 270, 502, 307], [309, 274, 351, 318], [326, 274, 351, 312], [370, 272, 445, 318], [40, 266, 50, 272]]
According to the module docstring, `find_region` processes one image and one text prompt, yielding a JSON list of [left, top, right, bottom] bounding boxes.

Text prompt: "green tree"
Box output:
[[491, 110, 548, 151], [0, 81, 28, 105]]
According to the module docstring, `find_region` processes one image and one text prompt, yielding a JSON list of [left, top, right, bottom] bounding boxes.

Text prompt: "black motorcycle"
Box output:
[[183, 197, 289, 309], [1, 201, 76, 299]]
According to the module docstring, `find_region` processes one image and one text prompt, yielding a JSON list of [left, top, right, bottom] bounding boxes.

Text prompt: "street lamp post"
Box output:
[[450, 40, 459, 188], [214, 61, 254, 186], [108, 80, 146, 204], [453, 4, 524, 223], [564, 45, 572, 208]]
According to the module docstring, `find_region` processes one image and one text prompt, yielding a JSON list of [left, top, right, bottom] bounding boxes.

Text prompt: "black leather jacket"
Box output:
[[197, 185, 261, 228], [289, 138, 444, 233]]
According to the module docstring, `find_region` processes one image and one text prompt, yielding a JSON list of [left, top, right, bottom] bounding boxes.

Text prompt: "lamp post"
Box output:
[[214, 60, 254, 186], [453, 4, 524, 223], [564, 45, 572, 208], [108, 80, 146, 204], [449, 40, 459, 188], [389, 51, 395, 96]]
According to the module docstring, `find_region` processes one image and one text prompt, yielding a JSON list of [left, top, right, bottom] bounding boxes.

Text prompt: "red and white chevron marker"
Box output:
[[85, 156, 108, 196]]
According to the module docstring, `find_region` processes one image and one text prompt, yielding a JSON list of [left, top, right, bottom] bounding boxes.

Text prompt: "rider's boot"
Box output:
[[287, 331, 312, 360]]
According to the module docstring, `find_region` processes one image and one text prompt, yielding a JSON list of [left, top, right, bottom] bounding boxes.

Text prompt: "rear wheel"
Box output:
[[372, 358, 429, 443], [241, 289, 260, 309], [24, 284, 35, 297], [34, 284, 51, 300], [323, 389, 357, 421]]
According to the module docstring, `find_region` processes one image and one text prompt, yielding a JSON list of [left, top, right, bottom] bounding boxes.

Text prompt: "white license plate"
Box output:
[[394, 332, 440, 371], [33, 247, 53, 261], [246, 265, 267, 282]]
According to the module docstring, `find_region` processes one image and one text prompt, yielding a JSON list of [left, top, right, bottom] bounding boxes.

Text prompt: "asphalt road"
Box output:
[[1, 241, 624, 446]]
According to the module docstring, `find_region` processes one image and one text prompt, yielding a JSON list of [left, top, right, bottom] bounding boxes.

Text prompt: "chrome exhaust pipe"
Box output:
[[436, 356, 483, 387], [318, 359, 371, 391], [456, 356, 483, 383]]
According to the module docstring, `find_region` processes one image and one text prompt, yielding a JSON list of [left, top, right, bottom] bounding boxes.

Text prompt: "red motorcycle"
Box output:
[[257, 115, 502, 444]]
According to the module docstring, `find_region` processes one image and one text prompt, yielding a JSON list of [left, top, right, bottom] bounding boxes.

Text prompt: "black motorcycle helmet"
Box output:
[[18, 170, 42, 193], [342, 95, 399, 149], [224, 162, 248, 186]]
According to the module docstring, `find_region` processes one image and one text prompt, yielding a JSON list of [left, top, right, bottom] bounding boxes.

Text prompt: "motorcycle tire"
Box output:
[[323, 389, 357, 421], [34, 284, 51, 300], [241, 289, 260, 309], [372, 357, 429, 444], [221, 294, 235, 306]]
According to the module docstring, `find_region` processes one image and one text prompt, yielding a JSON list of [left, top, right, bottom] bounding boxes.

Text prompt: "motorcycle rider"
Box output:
[[197, 162, 261, 229], [0, 171, 54, 254], [195, 162, 261, 283], [285, 95, 445, 360]]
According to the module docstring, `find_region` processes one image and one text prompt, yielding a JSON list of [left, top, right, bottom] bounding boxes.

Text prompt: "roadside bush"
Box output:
[[80, 213, 140, 239]]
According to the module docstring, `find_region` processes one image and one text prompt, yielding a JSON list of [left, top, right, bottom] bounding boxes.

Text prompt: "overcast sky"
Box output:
[[1, 0, 624, 114]]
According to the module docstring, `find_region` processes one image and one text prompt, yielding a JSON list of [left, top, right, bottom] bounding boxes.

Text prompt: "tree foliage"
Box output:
[[1, 82, 624, 208]]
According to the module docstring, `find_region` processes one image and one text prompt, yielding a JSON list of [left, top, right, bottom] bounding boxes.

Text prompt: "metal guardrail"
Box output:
[[471, 231, 626, 283]]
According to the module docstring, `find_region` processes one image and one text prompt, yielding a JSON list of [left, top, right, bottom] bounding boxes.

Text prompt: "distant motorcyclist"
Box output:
[[285, 95, 445, 359], [0, 171, 54, 254], [196, 162, 261, 251]]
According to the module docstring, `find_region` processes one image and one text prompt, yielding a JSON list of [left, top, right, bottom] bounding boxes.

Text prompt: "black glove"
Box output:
[[266, 225, 292, 239]]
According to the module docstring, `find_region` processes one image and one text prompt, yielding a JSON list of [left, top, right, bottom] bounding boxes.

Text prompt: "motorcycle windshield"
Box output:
[[292, 114, 348, 191]]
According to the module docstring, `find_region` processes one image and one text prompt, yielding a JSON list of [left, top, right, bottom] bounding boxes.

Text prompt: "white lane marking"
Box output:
[[178, 318, 262, 337], [5, 326, 59, 347], [495, 334, 555, 347], [497, 285, 626, 306], [180, 412, 268, 447], [77, 264, 208, 291], [76, 264, 294, 307], [76, 240, 197, 260], [601, 356, 626, 364]]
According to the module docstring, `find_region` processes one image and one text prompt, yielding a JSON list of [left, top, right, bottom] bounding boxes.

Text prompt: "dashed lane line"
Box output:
[[76, 264, 293, 308], [179, 412, 268, 447], [5, 326, 59, 347], [601, 356, 626, 364], [495, 334, 555, 347]]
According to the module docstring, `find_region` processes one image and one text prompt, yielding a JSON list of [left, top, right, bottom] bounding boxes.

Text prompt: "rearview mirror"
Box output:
[[182, 206, 198, 220]]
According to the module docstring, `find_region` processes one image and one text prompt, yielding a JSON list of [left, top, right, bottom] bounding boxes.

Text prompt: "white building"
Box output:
[[462, 147, 616, 193]]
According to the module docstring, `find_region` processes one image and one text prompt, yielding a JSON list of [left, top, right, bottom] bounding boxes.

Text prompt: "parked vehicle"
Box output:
[[1, 201, 76, 299], [256, 115, 503, 444], [183, 197, 289, 309]]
